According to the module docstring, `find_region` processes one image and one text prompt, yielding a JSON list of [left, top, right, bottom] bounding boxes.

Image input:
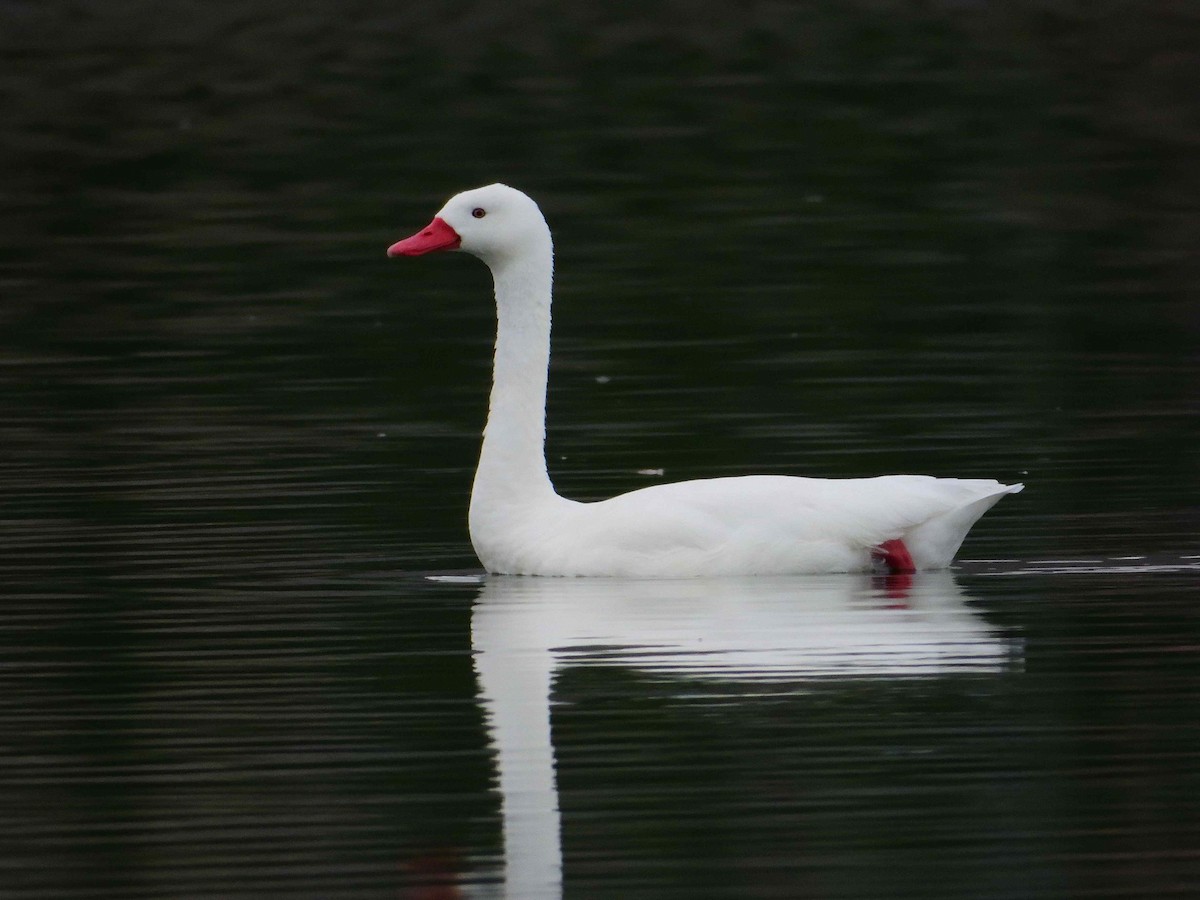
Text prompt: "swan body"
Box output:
[[389, 184, 1022, 577]]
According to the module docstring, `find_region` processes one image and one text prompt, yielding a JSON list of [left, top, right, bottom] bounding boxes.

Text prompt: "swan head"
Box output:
[[387, 183, 550, 267]]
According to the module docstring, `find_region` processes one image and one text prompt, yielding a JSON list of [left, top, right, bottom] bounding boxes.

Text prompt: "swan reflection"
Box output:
[[470, 572, 1019, 899]]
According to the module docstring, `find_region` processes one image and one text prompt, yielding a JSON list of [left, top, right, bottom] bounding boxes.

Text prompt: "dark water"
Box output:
[[2, 3, 1199, 898]]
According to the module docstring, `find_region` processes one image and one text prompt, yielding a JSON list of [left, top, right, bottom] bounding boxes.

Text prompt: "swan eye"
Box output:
[[472, 207, 486, 219]]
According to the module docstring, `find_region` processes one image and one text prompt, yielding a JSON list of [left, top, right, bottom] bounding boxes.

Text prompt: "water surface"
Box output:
[[2, 3, 1198, 898]]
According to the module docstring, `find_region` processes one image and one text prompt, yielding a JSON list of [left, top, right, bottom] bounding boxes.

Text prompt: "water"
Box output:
[[2, 3, 1199, 898]]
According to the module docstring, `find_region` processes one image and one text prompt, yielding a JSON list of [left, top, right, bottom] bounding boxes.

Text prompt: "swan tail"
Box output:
[[904, 481, 1023, 569]]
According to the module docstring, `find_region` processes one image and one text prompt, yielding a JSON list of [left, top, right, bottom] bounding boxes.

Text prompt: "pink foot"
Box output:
[[872, 538, 916, 574]]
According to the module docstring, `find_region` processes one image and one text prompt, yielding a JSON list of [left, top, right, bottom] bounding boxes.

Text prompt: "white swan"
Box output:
[[388, 184, 1022, 577]]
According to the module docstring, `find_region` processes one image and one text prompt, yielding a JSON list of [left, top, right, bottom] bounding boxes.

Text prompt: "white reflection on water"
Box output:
[[469, 572, 1020, 899]]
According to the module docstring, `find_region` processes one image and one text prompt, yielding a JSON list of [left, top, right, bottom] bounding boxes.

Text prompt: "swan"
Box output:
[[388, 183, 1022, 577]]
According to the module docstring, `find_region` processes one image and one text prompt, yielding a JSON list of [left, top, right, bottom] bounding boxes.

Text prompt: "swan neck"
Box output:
[[474, 241, 556, 502]]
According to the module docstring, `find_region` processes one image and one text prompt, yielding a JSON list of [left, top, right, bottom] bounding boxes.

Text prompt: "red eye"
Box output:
[[472, 207, 486, 218]]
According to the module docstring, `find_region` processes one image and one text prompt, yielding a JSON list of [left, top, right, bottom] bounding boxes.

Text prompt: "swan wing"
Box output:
[[554, 475, 1021, 575]]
